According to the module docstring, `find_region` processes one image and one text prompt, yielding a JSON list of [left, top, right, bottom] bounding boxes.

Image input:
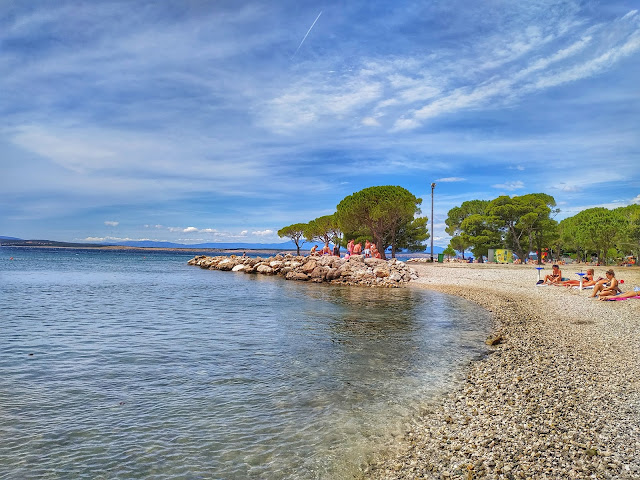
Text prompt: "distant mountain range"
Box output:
[[0, 236, 445, 253]]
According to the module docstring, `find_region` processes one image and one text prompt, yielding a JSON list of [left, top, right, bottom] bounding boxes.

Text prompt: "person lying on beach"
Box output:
[[600, 287, 640, 301], [543, 265, 563, 284], [557, 269, 594, 287], [590, 269, 620, 298]]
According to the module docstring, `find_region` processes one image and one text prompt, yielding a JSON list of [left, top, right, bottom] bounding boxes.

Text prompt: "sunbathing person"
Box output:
[[601, 287, 640, 301], [321, 243, 331, 255], [543, 264, 563, 284], [309, 245, 319, 256], [590, 269, 619, 298], [558, 269, 594, 287]]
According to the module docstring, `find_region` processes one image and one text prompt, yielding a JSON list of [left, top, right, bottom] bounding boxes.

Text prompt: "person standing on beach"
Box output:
[[347, 239, 354, 256], [364, 240, 371, 258]]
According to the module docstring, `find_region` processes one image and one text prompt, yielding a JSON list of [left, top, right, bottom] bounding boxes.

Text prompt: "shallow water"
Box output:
[[0, 247, 491, 479]]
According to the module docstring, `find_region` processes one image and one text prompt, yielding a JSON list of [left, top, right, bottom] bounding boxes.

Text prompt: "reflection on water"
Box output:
[[0, 248, 491, 479]]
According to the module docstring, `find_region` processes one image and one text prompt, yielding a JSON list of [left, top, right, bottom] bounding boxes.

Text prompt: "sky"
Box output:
[[1, 0, 639, 247]]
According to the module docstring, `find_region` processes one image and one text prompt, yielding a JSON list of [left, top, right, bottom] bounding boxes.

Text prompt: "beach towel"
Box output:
[[606, 295, 640, 301]]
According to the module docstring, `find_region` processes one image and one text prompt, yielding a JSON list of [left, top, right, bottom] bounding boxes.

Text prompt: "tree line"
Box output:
[[278, 186, 429, 260], [445, 193, 640, 265]]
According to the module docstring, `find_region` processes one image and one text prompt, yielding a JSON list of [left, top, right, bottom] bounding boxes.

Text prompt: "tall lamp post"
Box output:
[[430, 182, 436, 262]]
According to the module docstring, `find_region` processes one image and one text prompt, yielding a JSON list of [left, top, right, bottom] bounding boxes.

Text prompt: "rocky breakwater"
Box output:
[[187, 254, 418, 287]]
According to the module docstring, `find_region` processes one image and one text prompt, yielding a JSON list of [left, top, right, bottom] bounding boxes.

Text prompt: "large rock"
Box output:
[[374, 267, 390, 278], [286, 271, 309, 281], [256, 265, 274, 274], [310, 266, 327, 280], [217, 258, 236, 271], [232, 264, 246, 272], [301, 259, 317, 273]]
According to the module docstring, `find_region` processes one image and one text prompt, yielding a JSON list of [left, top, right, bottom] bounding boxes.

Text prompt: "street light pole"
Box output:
[[430, 182, 436, 262]]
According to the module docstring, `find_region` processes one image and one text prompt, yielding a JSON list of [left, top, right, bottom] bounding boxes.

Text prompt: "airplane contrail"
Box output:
[[291, 10, 323, 59]]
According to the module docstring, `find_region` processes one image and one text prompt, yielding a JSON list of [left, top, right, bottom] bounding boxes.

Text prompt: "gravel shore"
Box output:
[[366, 263, 640, 480]]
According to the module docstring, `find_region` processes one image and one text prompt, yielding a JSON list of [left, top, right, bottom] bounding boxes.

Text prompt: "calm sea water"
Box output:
[[0, 247, 491, 479]]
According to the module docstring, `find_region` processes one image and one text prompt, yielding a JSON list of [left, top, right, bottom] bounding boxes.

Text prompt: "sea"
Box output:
[[0, 247, 491, 479]]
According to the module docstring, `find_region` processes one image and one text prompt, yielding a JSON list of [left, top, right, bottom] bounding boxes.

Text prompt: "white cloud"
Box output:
[[252, 229, 274, 236], [183, 227, 199, 233], [435, 177, 466, 183], [492, 181, 525, 191], [632, 194, 640, 205], [361, 116, 380, 127], [104, 220, 119, 226]]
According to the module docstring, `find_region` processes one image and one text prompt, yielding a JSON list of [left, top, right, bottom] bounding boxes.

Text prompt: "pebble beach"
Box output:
[[367, 263, 640, 480]]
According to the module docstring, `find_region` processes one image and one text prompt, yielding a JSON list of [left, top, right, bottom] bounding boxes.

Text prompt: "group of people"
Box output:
[[542, 265, 639, 301], [307, 239, 382, 259], [345, 239, 381, 259], [309, 243, 338, 256]]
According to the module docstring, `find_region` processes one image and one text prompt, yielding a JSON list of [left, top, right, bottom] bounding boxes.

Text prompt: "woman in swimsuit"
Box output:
[[543, 265, 562, 284], [590, 269, 619, 298], [558, 269, 594, 287]]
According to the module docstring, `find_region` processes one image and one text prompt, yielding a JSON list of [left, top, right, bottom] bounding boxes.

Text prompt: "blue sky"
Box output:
[[1, 0, 639, 247]]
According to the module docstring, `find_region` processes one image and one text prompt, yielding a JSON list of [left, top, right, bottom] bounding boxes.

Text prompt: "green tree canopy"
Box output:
[[563, 207, 626, 264], [486, 193, 558, 261], [392, 216, 429, 256], [277, 223, 307, 256], [459, 213, 501, 261], [304, 214, 342, 247], [445, 200, 488, 260], [443, 245, 456, 260], [336, 186, 421, 259]]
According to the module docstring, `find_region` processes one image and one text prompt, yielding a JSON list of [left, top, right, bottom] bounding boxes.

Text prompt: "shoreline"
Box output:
[[367, 263, 640, 479]]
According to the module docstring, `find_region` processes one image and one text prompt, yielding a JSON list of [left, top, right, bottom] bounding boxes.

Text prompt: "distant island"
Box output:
[[0, 236, 298, 251]]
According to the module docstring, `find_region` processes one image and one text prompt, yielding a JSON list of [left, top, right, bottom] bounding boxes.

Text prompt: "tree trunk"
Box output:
[[374, 233, 386, 260]]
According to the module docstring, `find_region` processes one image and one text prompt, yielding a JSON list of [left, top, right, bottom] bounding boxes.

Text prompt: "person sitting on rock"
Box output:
[[543, 264, 563, 284], [309, 245, 318, 256], [322, 243, 331, 255], [353, 242, 363, 255]]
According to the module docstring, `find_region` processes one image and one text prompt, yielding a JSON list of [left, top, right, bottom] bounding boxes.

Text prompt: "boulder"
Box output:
[[310, 266, 327, 280], [301, 259, 317, 273], [374, 267, 389, 278], [256, 265, 274, 274], [326, 267, 341, 281], [217, 259, 236, 271], [232, 264, 246, 272], [286, 271, 309, 281]]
